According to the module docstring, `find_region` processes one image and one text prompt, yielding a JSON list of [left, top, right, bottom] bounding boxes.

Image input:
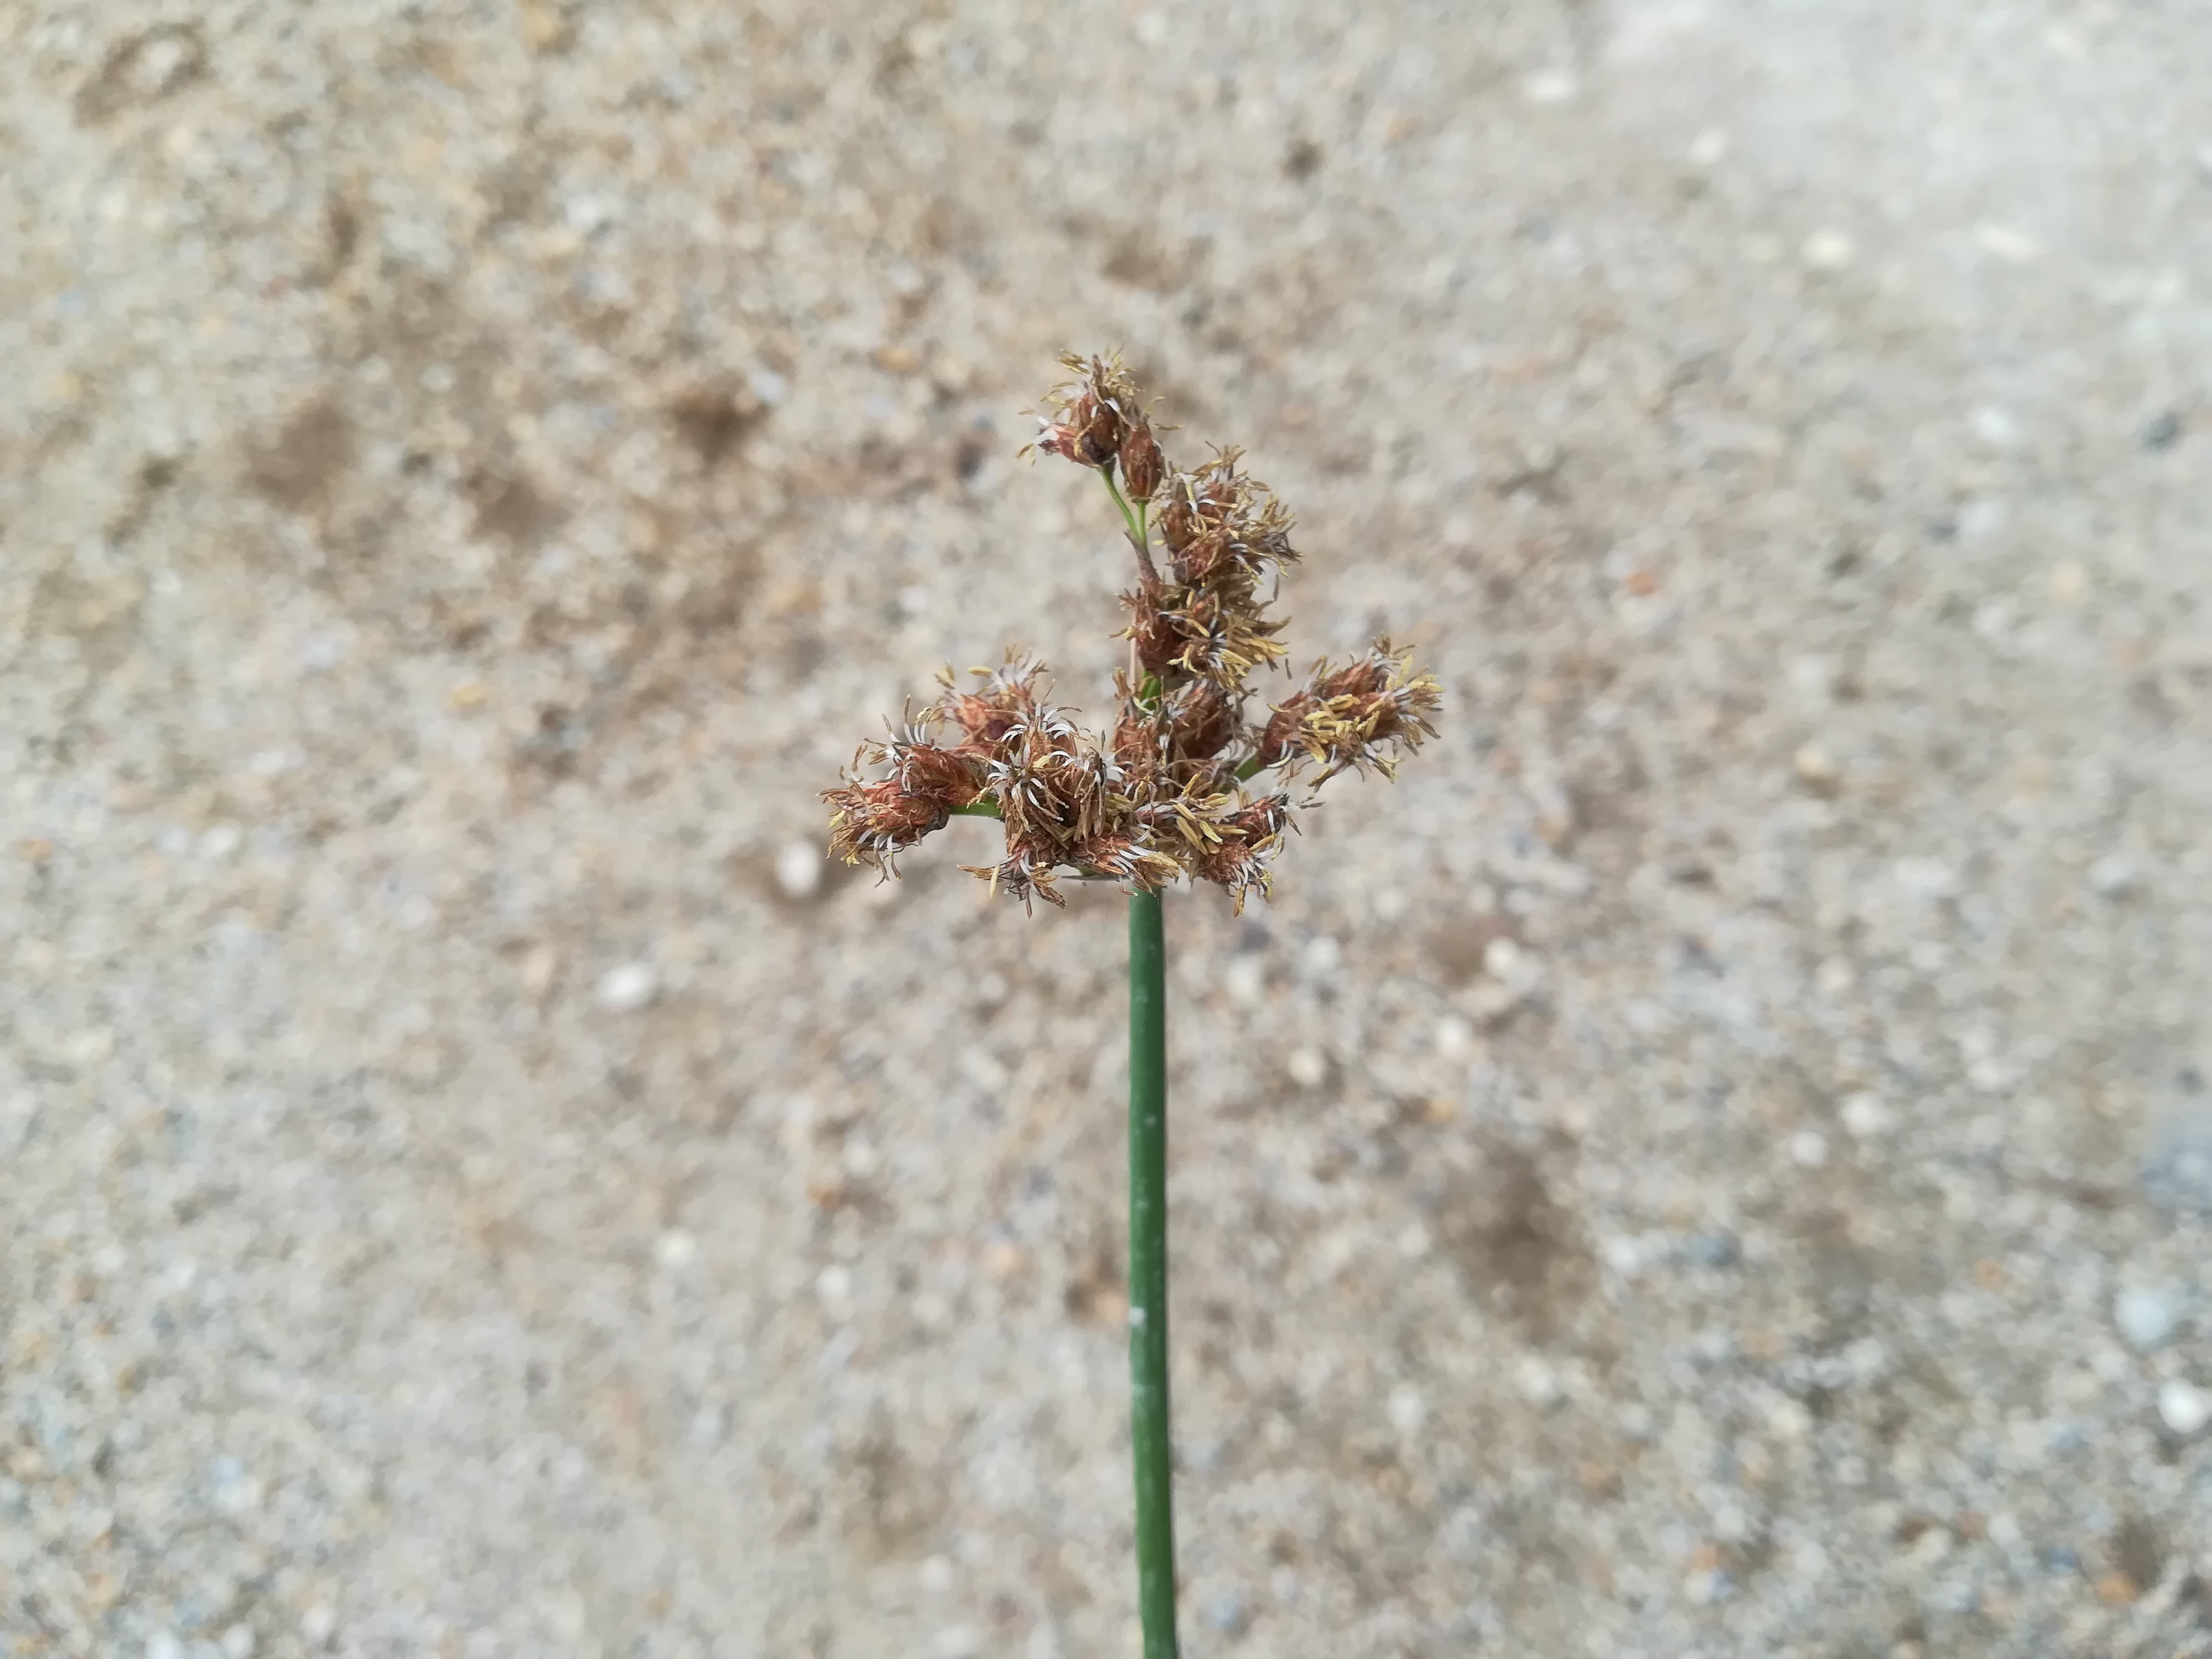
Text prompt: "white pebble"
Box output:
[[2157, 1379, 2211, 1437], [1434, 1015, 1475, 1058], [1223, 957, 1265, 1007], [300, 1605, 337, 1646], [1206, 1590, 1249, 1635], [1286, 1049, 1327, 1089], [1802, 228, 1855, 270], [2116, 1288, 2177, 1351], [148, 1636, 183, 1659], [654, 1231, 697, 1270], [1523, 68, 1578, 104], [1388, 1384, 1428, 1433], [1687, 128, 1728, 166], [775, 840, 823, 899], [595, 961, 658, 1012], [1975, 223, 2040, 263], [1515, 1356, 1563, 1409], [1793, 743, 1838, 786], [1789, 1131, 1830, 1168], [2087, 854, 2137, 897], [816, 1264, 853, 1309], [1970, 405, 2020, 447], [1840, 1093, 1893, 1138]]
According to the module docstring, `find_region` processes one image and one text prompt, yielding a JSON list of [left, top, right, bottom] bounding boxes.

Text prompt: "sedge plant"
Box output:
[[823, 354, 1440, 1657]]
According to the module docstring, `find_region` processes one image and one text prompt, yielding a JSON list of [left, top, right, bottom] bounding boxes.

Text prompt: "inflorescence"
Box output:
[[823, 353, 1441, 911]]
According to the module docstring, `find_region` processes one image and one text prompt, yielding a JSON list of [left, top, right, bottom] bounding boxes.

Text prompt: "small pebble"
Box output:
[[1523, 69, 1577, 104], [148, 1636, 184, 1659], [1840, 1093, 1893, 1138], [1516, 1356, 1563, 1409], [1970, 405, 2020, 446], [2142, 410, 2183, 451], [1286, 1049, 1327, 1089], [1801, 228, 1855, 270], [1789, 1130, 1830, 1168], [1793, 743, 1839, 788], [1434, 1014, 1475, 1058], [1974, 222, 2040, 263], [2115, 1287, 2177, 1351], [1206, 1589, 1249, 1635], [2157, 1379, 2211, 1437], [2087, 854, 2137, 897], [1388, 1383, 1427, 1433], [595, 961, 658, 1012], [775, 840, 823, 900]]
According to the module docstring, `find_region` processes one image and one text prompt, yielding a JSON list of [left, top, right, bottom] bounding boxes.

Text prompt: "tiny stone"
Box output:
[[1974, 223, 2040, 262], [1524, 69, 1577, 104], [1970, 405, 2020, 446], [1223, 957, 1265, 1007], [1802, 229, 1855, 270], [816, 1264, 853, 1308], [1286, 1049, 1327, 1088], [775, 840, 824, 899], [1793, 743, 1838, 786], [1434, 1014, 1475, 1057], [1840, 1093, 1893, 1138], [2142, 410, 2183, 451], [1516, 1356, 1563, 1408], [2087, 854, 2137, 896], [148, 1636, 184, 1659], [1206, 1590, 1249, 1636], [1388, 1383, 1428, 1433], [222, 1627, 257, 1659], [2048, 561, 2087, 602], [1687, 128, 1727, 166], [2115, 1287, 2177, 1350], [595, 961, 658, 1012], [654, 1230, 697, 1270], [300, 1607, 337, 1647], [1685, 1233, 1739, 1268], [1789, 1130, 1830, 1168], [2157, 1379, 2211, 1437]]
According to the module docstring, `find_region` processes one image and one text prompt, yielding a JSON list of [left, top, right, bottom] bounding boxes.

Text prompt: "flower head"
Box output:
[[826, 356, 1440, 913]]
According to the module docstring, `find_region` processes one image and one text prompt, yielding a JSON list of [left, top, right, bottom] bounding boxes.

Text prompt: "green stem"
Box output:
[[1127, 889, 1178, 1658], [948, 799, 1002, 819], [1102, 467, 1161, 586]]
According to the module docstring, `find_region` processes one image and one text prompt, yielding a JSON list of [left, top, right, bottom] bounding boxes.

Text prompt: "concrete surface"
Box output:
[[3, 2, 2210, 1655]]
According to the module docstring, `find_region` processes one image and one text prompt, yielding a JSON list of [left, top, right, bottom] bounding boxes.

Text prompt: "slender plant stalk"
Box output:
[[821, 355, 1443, 1657], [1127, 887, 1178, 1658]]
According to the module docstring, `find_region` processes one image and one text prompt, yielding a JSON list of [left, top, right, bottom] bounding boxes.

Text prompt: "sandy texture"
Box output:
[[4, 3, 2211, 1656]]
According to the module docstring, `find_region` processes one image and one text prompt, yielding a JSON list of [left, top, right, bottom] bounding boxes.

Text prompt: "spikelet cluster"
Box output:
[[824, 353, 1440, 911]]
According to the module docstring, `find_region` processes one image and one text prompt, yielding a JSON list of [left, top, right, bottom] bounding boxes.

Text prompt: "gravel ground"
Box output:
[[4, 3, 2211, 1656]]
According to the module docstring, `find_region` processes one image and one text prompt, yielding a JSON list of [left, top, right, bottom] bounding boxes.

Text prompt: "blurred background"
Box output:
[[3, 3, 2209, 1656]]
